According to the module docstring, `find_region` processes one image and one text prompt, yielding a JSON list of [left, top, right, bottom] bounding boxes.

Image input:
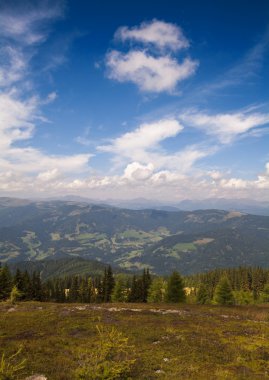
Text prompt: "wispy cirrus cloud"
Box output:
[[200, 29, 269, 95], [106, 20, 198, 94], [0, 1, 64, 45], [179, 109, 269, 143], [0, 1, 92, 187]]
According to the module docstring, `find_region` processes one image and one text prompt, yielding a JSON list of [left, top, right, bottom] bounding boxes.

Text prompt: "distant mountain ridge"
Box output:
[[34, 195, 269, 216], [0, 197, 268, 275]]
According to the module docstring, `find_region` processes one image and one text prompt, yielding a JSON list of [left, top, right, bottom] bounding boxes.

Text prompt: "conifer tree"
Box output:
[[69, 276, 79, 302], [213, 276, 235, 305], [141, 268, 151, 302], [22, 270, 32, 300], [112, 275, 127, 302], [128, 275, 140, 302], [103, 266, 115, 302], [147, 278, 166, 303], [196, 283, 210, 304], [0, 265, 13, 300], [79, 278, 89, 303], [31, 272, 43, 301], [166, 271, 186, 303]]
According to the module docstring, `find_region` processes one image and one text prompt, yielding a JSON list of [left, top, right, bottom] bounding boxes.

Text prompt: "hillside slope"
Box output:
[[0, 198, 268, 274]]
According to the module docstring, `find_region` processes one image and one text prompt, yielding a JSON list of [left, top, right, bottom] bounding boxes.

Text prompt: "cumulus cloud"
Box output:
[[179, 109, 269, 143], [106, 19, 198, 93], [106, 50, 198, 93], [123, 162, 154, 181], [98, 118, 212, 177], [115, 20, 189, 51]]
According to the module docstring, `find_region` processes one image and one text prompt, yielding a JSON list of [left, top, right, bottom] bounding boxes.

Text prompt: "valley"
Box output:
[[0, 198, 269, 275]]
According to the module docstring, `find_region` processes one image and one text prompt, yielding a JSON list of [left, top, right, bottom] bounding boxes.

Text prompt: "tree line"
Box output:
[[1, 262, 269, 305]]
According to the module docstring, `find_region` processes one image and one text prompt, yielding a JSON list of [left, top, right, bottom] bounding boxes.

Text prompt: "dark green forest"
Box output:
[[1, 262, 269, 306]]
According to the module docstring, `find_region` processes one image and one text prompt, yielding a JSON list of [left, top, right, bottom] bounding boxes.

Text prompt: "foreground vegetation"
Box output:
[[1, 302, 269, 379], [1, 264, 269, 378]]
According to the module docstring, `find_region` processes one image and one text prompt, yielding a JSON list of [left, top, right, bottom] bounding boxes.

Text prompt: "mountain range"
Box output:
[[0, 197, 268, 275]]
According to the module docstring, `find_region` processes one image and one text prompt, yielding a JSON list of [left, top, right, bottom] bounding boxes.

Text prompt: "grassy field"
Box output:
[[1, 302, 269, 379]]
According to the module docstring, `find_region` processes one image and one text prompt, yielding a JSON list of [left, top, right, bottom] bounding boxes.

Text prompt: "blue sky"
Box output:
[[0, 0, 268, 201]]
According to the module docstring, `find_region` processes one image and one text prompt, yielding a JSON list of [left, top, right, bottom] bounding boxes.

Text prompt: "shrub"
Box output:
[[75, 325, 136, 380]]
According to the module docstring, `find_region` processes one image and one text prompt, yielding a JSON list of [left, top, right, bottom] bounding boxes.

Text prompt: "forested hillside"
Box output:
[[0, 198, 269, 275]]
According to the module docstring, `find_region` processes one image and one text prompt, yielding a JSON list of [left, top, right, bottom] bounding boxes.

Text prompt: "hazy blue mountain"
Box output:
[[0, 197, 268, 274]]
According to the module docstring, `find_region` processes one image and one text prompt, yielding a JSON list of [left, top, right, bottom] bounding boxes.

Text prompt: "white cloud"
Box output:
[[106, 19, 198, 94], [0, 91, 37, 150], [99, 118, 183, 160], [106, 50, 198, 93], [115, 20, 189, 51], [180, 110, 269, 143], [37, 168, 60, 182], [0, 3, 92, 186], [0, 46, 27, 87], [123, 162, 154, 181], [0, 2, 63, 45], [44, 91, 58, 104]]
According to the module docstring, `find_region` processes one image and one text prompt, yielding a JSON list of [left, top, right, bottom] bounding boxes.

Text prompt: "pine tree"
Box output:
[[112, 275, 128, 302], [31, 272, 43, 301], [141, 268, 151, 302], [14, 269, 24, 292], [79, 278, 89, 303], [22, 271, 32, 300], [0, 265, 13, 300], [95, 277, 104, 303], [166, 271, 186, 303], [213, 276, 235, 305], [147, 278, 166, 303], [196, 283, 210, 304], [128, 275, 140, 302], [69, 276, 80, 302], [103, 266, 115, 302]]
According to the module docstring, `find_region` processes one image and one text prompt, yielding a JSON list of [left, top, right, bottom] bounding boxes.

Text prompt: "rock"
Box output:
[[25, 375, 47, 380], [7, 307, 16, 312]]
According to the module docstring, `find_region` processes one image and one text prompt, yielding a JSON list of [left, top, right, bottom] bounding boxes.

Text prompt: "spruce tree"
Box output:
[[141, 268, 151, 302], [147, 278, 166, 303], [166, 271, 186, 303], [213, 276, 235, 305], [69, 276, 80, 302], [128, 275, 141, 302], [22, 270, 32, 300], [103, 266, 115, 302], [31, 272, 43, 301], [196, 283, 210, 304], [0, 265, 13, 300], [112, 275, 127, 302], [79, 278, 89, 303]]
